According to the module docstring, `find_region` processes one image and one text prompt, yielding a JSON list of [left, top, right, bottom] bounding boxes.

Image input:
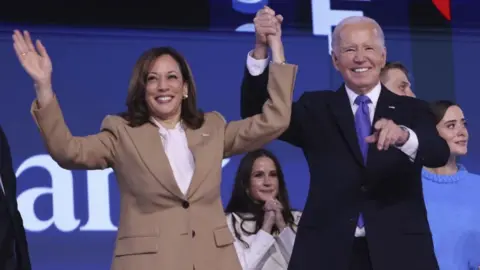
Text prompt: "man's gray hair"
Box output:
[[331, 16, 385, 53]]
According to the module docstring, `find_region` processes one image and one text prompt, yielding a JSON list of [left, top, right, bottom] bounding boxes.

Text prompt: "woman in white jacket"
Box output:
[[225, 149, 301, 270]]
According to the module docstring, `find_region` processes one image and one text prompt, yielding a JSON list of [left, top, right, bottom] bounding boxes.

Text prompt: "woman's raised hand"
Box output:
[[13, 30, 54, 106], [13, 30, 52, 87]]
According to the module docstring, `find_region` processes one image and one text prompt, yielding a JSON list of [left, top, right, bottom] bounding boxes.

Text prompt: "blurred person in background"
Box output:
[[423, 100, 480, 270], [225, 149, 301, 270], [380, 61, 415, 97], [12, 29, 297, 270]]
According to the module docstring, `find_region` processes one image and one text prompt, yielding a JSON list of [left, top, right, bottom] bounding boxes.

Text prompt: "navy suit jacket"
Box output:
[[240, 66, 449, 270], [0, 126, 31, 270]]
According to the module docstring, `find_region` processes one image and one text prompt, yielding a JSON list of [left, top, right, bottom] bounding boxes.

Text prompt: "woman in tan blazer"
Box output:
[[12, 30, 297, 270]]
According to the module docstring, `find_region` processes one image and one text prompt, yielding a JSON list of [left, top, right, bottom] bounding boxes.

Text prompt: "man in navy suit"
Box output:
[[0, 126, 31, 270], [380, 61, 416, 97], [240, 7, 449, 270]]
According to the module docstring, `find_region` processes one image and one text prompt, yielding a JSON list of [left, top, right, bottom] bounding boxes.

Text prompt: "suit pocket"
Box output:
[[114, 236, 158, 257], [213, 225, 234, 247]]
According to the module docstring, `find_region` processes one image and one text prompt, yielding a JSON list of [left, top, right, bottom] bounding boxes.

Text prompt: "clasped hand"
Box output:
[[365, 118, 409, 151], [262, 199, 287, 233], [254, 6, 283, 46]]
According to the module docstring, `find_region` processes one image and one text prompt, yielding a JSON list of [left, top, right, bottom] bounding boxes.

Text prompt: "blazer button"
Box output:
[[182, 200, 190, 209], [192, 230, 196, 238], [360, 186, 368, 192]]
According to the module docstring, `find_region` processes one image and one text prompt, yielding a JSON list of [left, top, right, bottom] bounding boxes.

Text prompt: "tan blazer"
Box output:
[[30, 62, 297, 270]]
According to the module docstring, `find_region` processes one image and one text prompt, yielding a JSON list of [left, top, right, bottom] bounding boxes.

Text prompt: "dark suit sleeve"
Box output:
[[409, 99, 450, 167], [0, 127, 19, 209], [0, 126, 32, 270], [240, 66, 307, 148]]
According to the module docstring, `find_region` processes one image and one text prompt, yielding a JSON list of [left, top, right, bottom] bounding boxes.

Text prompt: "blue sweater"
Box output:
[[422, 164, 480, 270]]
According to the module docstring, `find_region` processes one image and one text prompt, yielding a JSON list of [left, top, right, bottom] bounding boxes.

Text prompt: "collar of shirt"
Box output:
[[150, 117, 184, 138], [345, 82, 382, 109]]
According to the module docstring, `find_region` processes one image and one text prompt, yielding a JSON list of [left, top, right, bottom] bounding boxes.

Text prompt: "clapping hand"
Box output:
[[365, 118, 409, 150]]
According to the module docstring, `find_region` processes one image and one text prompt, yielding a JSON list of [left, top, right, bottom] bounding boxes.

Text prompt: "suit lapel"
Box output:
[[0, 153, 15, 217], [0, 178, 13, 217], [368, 86, 399, 165], [372, 86, 397, 126], [185, 127, 211, 198], [124, 122, 184, 199], [328, 85, 364, 166]]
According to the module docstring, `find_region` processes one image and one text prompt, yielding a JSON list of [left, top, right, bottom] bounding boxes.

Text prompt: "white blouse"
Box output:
[[151, 118, 194, 195], [226, 211, 302, 270]]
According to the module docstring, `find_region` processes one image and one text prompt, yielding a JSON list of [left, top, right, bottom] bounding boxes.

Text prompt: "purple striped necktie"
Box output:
[[354, 95, 371, 228]]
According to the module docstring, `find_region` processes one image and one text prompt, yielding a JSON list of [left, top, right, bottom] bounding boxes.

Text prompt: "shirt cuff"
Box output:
[[256, 229, 275, 245], [246, 50, 269, 76], [277, 227, 296, 248], [395, 126, 419, 161], [249, 229, 275, 259]]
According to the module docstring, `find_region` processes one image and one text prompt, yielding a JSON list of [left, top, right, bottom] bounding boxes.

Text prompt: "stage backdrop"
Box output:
[[0, 25, 478, 269]]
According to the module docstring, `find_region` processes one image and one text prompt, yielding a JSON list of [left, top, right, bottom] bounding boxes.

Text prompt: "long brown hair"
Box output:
[[225, 149, 296, 248], [120, 47, 204, 128]]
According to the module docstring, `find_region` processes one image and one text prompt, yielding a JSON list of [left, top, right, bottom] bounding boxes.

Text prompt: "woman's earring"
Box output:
[[183, 94, 188, 99]]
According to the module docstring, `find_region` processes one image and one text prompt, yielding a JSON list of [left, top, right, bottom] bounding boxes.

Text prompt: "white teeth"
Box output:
[[353, 68, 369, 73], [156, 96, 172, 101]]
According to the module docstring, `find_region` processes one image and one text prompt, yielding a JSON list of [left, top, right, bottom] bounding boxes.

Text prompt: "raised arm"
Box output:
[[241, 54, 310, 148], [13, 30, 119, 170], [240, 7, 306, 147], [31, 97, 119, 169], [223, 61, 296, 157]]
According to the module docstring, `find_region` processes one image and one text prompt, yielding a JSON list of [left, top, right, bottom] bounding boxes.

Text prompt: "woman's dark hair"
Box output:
[[225, 149, 296, 247], [430, 100, 458, 125], [120, 47, 204, 128]]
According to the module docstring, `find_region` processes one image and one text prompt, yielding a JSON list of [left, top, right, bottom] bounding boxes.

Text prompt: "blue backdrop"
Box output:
[[0, 24, 478, 269]]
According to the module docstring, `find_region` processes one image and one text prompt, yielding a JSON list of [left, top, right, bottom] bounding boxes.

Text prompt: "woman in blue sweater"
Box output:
[[423, 100, 480, 269]]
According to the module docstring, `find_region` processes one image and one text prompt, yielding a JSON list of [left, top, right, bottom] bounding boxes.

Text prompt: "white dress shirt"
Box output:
[[245, 52, 420, 237], [0, 175, 4, 195], [151, 118, 194, 195], [226, 211, 302, 270], [344, 84, 419, 161]]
